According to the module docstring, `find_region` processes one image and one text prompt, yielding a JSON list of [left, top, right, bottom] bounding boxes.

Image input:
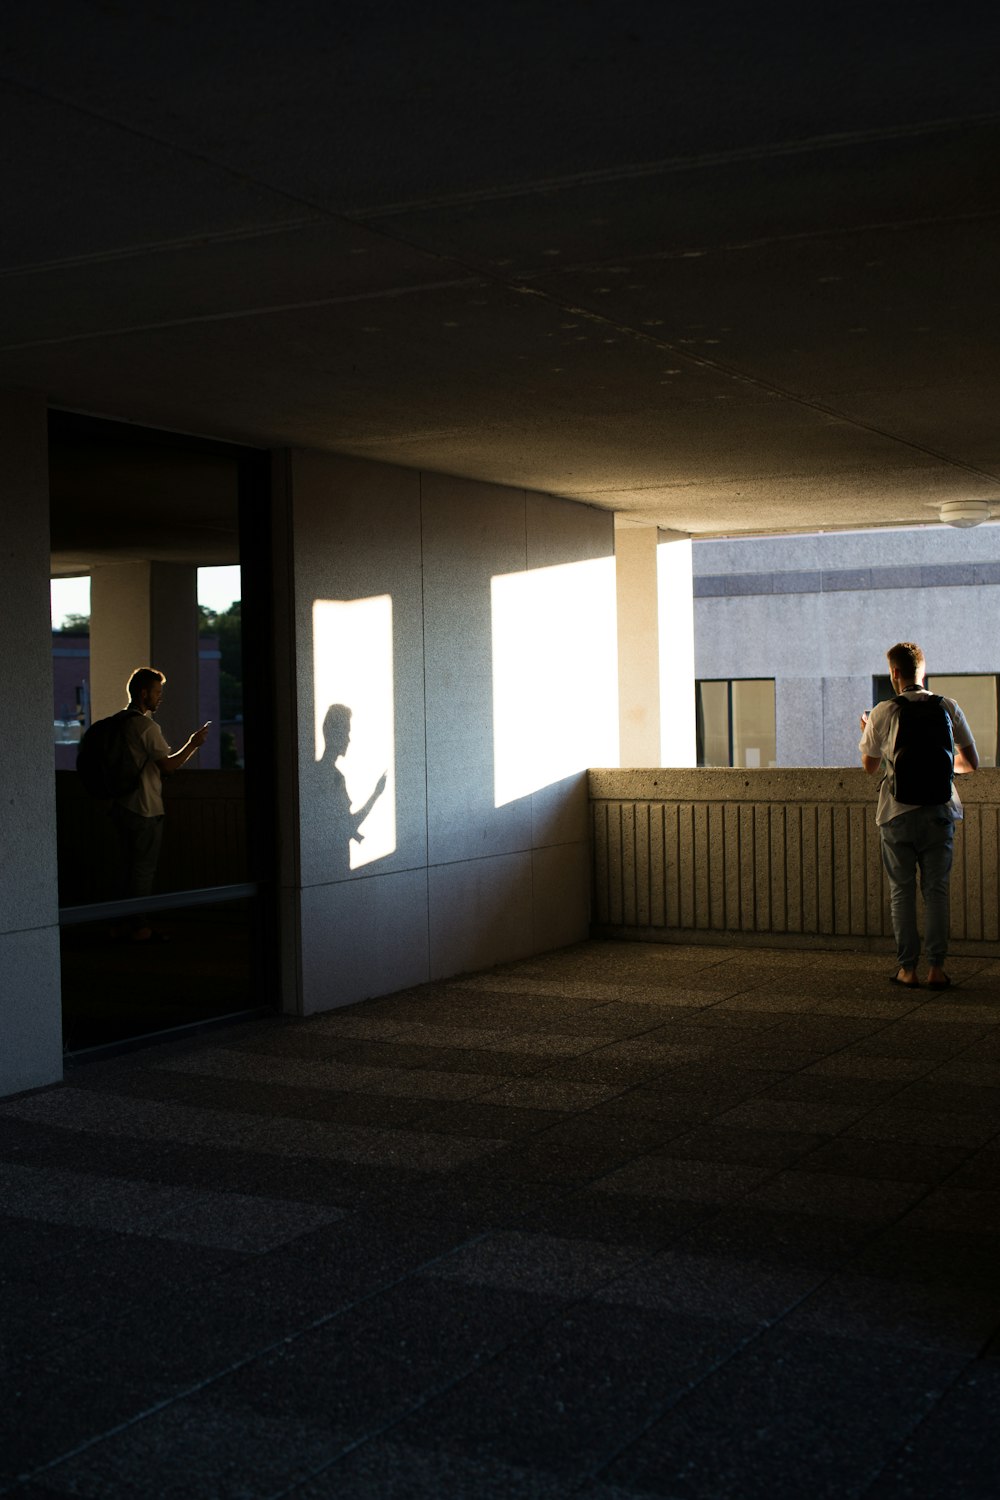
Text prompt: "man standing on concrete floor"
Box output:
[[859, 641, 978, 990], [113, 666, 210, 943]]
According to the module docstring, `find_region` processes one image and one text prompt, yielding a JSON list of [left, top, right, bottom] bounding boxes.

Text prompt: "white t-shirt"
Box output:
[[859, 687, 975, 826], [119, 709, 171, 818]]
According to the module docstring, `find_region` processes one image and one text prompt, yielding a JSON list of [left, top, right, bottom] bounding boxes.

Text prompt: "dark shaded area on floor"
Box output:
[[3, 939, 1000, 1498]]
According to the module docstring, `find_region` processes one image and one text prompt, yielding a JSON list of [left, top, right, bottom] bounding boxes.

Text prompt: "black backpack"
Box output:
[[76, 711, 144, 800], [889, 694, 955, 806]]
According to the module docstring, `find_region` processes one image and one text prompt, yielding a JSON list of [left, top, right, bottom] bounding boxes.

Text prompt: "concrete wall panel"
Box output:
[[422, 472, 530, 865], [0, 390, 62, 1096], [300, 869, 429, 1013], [289, 452, 427, 886], [0, 929, 63, 1095], [428, 853, 533, 979], [822, 676, 871, 766], [531, 773, 590, 851], [697, 589, 994, 685], [698, 528, 1000, 579], [2, 414, 59, 933], [532, 842, 591, 953], [526, 490, 611, 570], [775, 677, 824, 766]]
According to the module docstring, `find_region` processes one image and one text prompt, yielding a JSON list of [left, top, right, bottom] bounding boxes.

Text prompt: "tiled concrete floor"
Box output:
[[2, 940, 999, 1499]]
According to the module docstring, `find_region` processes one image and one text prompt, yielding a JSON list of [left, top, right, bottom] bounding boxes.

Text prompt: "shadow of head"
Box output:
[[321, 703, 352, 761]]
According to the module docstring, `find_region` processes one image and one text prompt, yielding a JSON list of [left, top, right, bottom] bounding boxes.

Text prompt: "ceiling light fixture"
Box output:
[[938, 500, 993, 528]]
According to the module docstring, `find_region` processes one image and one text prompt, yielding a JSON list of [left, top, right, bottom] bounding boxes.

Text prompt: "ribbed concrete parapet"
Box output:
[[589, 767, 1000, 954]]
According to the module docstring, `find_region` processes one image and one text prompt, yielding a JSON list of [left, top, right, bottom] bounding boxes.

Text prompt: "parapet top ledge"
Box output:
[[588, 766, 1000, 805]]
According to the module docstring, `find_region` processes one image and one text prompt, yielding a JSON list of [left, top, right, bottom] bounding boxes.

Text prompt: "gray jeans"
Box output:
[[111, 804, 164, 901], [879, 807, 955, 969]]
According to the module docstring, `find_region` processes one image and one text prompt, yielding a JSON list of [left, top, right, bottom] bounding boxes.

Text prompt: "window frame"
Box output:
[[696, 677, 776, 768]]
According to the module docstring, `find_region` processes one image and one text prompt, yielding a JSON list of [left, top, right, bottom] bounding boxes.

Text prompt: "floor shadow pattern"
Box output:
[[2, 940, 1000, 1498]]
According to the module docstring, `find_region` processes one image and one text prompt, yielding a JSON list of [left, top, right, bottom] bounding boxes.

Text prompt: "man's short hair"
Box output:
[[886, 642, 925, 680], [127, 667, 166, 700]]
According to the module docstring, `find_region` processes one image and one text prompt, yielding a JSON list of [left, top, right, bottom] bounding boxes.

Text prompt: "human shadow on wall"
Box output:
[[319, 703, 387, 880]]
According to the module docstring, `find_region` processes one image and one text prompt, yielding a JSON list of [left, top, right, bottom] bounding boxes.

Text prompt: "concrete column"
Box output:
[[615, 521, 696, 767], [268, 450, 304, 1016], [150, 563, 199, 752], [90, 561, 199, 751], [657, 529, 696, 767], [0, 390, 63, 1097], [615, 521, 661, 766], [90, 563, 152, 720]]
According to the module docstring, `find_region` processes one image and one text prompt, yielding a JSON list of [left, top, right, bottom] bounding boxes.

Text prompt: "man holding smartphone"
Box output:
[[859, 642, 978, 991], [112, 666, 211, 942]]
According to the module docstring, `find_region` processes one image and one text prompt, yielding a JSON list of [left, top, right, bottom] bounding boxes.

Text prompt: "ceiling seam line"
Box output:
[[346, 112, 1000, 216], [502, 287, 1000, 486], [0, 277, 486, 352], [6, 199, 997, 287], [5, 68, 1000, 289], [7, 66, 999, 218], [0, 217, 327, 280]]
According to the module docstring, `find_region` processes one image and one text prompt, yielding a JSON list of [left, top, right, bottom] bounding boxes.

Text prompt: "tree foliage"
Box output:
[[54, 613, 90, 634], [200, 600, 243, 720]]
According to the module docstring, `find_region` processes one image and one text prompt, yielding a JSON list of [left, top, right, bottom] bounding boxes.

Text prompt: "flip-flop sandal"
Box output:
[[926, 976, 952, 990], [889, 973, 920, 988]]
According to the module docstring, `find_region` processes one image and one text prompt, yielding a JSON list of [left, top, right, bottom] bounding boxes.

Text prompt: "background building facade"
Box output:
[[694, 526, 1000, 768]]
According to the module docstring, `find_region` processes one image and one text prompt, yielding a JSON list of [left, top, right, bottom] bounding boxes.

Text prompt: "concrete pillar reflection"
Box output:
[[90, 561, 198, 752]]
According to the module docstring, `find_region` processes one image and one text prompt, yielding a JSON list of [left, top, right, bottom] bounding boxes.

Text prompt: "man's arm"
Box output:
[[955, 742, 979, 773], [157, 723, 211, 774], [859, 710, 883, 774], [949, 703, 979, 773]]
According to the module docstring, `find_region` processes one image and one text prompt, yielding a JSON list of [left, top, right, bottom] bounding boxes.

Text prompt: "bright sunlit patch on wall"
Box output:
[[492, 557, 619, 807], [313, 596, 396, 870]]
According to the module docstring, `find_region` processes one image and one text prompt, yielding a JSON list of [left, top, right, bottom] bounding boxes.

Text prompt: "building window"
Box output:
[[872, 673, 998, 768], [696, 679, 776, 767]]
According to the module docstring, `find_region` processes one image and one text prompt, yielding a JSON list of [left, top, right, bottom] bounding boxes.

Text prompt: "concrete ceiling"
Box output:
[[4, 2, 1000, 538], [48, 427, 240, 572]]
